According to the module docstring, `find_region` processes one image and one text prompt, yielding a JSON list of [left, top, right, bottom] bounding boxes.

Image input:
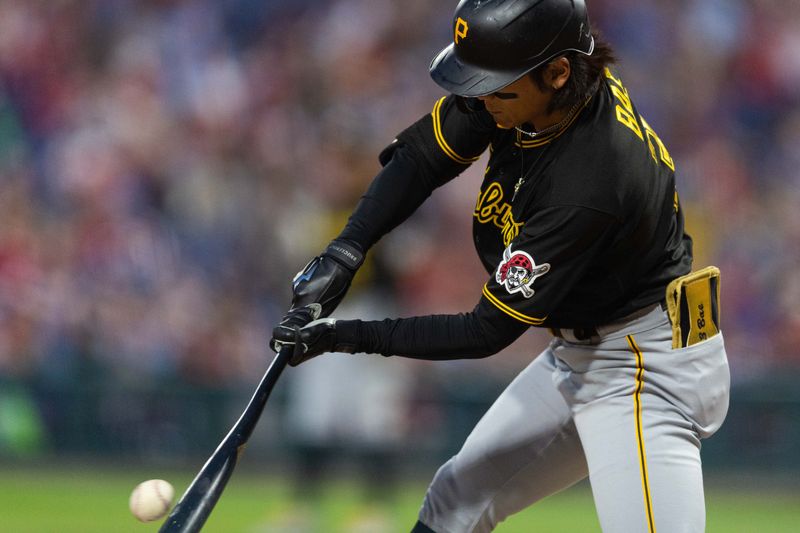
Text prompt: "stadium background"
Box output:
[[0, 0, 798, 531]]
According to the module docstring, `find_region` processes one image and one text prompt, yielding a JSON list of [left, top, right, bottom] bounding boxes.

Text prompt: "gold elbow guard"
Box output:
[[666, 266, 721, 349]]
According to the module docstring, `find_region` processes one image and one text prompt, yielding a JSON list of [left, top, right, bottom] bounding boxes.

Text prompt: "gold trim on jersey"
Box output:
[[626, 335, 657, 533], [432, 97, 482, 165], [482, 284, 547, 325]]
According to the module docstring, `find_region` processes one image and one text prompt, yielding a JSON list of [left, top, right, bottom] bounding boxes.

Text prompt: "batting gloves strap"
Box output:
[[322, 239, 364, 271]]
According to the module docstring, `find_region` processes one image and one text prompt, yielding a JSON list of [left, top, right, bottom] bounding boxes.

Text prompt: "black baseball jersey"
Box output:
[[335, 69, 692, 359]]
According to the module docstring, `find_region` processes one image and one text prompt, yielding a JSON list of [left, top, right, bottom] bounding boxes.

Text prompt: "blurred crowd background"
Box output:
[[0, 0, 798, 480]]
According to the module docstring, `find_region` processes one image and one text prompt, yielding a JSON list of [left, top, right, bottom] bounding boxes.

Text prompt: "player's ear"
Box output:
[[546, 57, 571, 91]]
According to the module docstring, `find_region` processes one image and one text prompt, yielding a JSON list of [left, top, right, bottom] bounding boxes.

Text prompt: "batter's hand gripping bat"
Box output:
[[158, 340, 298, 532]]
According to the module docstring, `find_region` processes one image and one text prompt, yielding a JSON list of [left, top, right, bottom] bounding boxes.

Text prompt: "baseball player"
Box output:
[[271, 1, 730, 531]]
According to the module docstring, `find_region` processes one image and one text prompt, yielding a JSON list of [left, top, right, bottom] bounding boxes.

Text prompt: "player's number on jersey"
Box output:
[[605, 69, 675, 171]]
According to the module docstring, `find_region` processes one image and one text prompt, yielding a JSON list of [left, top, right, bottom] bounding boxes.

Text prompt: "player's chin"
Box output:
[[491, 115, 514, 129]]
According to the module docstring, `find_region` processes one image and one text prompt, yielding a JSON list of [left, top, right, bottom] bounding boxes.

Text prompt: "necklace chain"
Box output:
[[514, 91, 590, 139], [511, 85, 597, 202], [513, 149, 546, 202]]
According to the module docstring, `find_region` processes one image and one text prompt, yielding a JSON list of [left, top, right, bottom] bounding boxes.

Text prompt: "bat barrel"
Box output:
[[159, 453, 237, 532]]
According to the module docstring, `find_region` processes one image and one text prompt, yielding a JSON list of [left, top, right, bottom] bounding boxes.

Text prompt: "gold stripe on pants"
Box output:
[[627, 335, 656, 533]]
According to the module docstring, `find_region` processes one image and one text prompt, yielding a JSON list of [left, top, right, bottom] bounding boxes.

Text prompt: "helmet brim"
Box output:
[[429, 44, 531, 98], [429, 35, 596, 97]]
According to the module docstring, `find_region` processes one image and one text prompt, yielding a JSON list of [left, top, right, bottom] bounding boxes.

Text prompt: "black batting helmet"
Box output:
[[430, 0, 595, 97]]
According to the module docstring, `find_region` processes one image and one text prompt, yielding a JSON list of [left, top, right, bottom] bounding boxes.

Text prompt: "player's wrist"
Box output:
[[331, 319, 362, 354]]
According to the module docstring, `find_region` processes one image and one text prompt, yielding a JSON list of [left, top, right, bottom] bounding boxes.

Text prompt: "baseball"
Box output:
[[129, 479, 174, 522]]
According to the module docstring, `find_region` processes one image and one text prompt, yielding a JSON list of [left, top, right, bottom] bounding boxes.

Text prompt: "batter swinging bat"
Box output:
[[158, 340, 298, 532]]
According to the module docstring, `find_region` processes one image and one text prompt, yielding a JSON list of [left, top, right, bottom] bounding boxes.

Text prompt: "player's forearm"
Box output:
[[335, 301, 528, 360], [337, 143, 438, 251]]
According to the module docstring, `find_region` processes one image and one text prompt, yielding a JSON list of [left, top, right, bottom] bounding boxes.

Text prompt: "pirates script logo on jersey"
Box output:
[[496, 247, 550, 298]]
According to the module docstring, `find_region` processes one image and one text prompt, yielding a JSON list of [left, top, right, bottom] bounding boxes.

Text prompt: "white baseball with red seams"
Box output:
[[129, 479, 174, 522]]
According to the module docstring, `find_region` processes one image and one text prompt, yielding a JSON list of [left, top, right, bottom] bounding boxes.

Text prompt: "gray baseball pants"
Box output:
[[417, 303, 730, 532]]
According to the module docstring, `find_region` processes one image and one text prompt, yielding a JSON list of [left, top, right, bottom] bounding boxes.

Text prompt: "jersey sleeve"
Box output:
[[481, 206, 620, 327], [334, 295, 528, 360], [387, 95, 494, 184], [337, 97, 494, 251]]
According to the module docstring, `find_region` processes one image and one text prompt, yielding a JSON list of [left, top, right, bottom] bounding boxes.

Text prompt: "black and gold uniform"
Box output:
[[334, 69, 691, 357], [271, 3, 729, 531]]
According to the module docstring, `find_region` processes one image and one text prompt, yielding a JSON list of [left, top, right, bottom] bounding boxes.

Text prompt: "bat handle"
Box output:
[[230, 344, 294, 443]]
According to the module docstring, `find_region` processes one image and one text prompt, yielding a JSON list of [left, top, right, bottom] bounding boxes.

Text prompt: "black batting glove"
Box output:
[[291, 239, 364, 318], [287, 318, 339, 366], [270, 303, 321, 353], [272, 308, 354, 366]]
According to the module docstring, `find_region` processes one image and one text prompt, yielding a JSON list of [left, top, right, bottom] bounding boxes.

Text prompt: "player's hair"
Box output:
[[529, 30, 616, 114]]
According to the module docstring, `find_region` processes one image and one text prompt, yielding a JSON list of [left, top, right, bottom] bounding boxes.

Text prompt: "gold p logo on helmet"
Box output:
[[455, 17, 469, 44]]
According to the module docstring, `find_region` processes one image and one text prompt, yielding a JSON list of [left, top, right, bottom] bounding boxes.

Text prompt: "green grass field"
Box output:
[[0, 465, 797, 532]]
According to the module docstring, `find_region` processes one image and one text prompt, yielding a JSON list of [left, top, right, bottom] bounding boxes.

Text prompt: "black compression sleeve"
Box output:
[[337, 143, 442, 251], [335, 297, 529, 360]]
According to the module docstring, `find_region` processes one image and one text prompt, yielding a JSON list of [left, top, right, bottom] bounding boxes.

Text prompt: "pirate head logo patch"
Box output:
[[496, 247, 550, 298]]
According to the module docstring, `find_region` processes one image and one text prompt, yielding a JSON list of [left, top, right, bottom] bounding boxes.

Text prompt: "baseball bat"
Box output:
[[158, 342, 296, 533]]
